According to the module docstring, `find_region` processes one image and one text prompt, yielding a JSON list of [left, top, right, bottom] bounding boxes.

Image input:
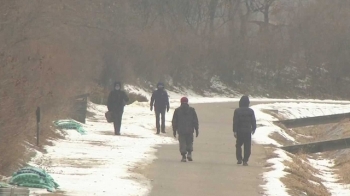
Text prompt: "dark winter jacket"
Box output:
[[233, 96, 256, 133], [172, 103, 199, 135], [150, 89, 170, 111], [107, 82, 129, 112]]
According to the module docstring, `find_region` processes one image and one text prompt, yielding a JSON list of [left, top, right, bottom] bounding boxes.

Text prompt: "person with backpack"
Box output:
[[233, 95, 256, 166], [150, 82, 170, 134], [172, 97, 199, 162], [107, 81, 129, 135]]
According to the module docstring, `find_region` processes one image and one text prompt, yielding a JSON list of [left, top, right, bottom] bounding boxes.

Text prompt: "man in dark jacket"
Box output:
[[233, 95, 256, 166], [172, 97, 199, 162], [150, 82, 170, 134], [107, 81, 129, 135]]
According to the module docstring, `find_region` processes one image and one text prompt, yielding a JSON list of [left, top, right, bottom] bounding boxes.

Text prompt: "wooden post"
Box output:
[[36, 107, 41, 146]]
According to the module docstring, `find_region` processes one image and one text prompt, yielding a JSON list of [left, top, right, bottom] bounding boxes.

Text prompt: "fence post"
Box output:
[[36, 107, 41, 146]]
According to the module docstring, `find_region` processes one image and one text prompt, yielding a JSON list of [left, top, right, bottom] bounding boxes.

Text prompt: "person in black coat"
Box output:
[[150, 82, 170, 134], [233, 95, 256, 166], [107, 81, 129, 135], [172, 97, 199, 162]]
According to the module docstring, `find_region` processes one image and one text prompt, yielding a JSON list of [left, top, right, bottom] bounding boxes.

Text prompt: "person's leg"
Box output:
[[236, 132, 244, 164], [113, 121, 119, 135], [112, 112, 120, 135], [243, 132, 252, 165], [161, 109, 166, 133], [186, 134, 194, 161], [117, 111, 124, 135], [155, 110, 161, 134], [178, 134, 187, 162], [113, 111, 123, 135]]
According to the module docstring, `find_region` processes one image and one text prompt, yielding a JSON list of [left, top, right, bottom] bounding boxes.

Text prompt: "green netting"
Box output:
[[54, 119, 87, 135], [0, 182, 11, 188], [9, 166, 59, 192]]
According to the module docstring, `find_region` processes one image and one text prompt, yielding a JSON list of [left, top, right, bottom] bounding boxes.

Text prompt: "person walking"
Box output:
[[233, 95, 256, 166], [172, 97, 199, 162], [150, 82, 170, 134], [107, 81, 129, 135]]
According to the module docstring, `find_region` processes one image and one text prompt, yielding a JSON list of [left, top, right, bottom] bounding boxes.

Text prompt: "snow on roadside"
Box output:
[[262, 149, 291, 196], [25, 83, 350, 196], [309, 158, 350, 196], [252, 103, 350, 196], [29, 101, 176, 196]]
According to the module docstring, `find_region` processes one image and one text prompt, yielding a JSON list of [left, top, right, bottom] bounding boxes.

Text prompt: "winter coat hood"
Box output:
[[239, 96, 250, 108], [180, 102, 189, 108], [157, 82, 165, 90], [114, 81, 122, 88]]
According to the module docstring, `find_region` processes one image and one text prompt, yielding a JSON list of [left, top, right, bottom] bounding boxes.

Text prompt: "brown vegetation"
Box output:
[[282, 153, 331, 196], [275, 119, 350, 194]]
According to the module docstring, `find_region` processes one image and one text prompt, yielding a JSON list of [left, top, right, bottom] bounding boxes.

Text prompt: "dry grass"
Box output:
[[270, 132, 295, 146], [335, 161, 350, 184], [270, 119, 350, 195], [263, 146, 280, 170], [328, 121, 350, 184], [282, 154, 331, 196], [264, 146, 280, 160]]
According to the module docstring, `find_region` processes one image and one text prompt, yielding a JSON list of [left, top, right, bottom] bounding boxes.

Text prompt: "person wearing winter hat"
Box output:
[[233, 95, 256, 166], [172, 97, 199, 162], [107, 81, 129, 135], [150, 82, 170, 134]]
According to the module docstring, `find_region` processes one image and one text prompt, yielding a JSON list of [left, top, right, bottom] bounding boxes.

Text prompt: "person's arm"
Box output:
[[233, 109, 239, 133], [233, 109, 239, 138], [107, 92, 113, 111], [166, 91, 170, 112], [193, 109, 199, 137], [172, 109, 178, 137], [123, 91, 129, 104], [251, 109, 257, 134], [150, 91, 155, 110]]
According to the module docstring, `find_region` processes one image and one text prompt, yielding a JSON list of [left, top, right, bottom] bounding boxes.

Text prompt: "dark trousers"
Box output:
[[113, 110, 124, 135], [179, 134, 194, 155], [236, 131, 252, 162], [155, 109, 166, 132]]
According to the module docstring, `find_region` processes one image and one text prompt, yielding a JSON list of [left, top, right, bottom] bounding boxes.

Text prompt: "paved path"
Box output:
[[143, 102, 266, 196]]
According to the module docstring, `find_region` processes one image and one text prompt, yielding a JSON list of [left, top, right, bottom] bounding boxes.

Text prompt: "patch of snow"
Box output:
[[253, 102, 350, 196], [308, 158, 350, 196], [24, 84, 350, 196], [252, 104, 296, 147], [29, 101, 176, 196], [262, 149, 291, 196]]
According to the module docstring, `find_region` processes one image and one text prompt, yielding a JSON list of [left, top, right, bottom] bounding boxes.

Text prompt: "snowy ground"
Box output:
[[29, 101, 177, 196], [252, 102, 350, 196], [26, 84, 350, 196]]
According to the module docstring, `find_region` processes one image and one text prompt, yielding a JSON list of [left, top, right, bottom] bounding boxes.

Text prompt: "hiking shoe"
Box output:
[[181, 155, 187, 162], [161, 130, 166, 133], [243, 162, 248, 166], [237, 160, 242, 164], [187, 154, 193, 161]]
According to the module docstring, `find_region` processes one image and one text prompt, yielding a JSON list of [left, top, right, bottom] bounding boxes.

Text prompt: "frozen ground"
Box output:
[[252, 102, 350, 195], [29, 101, 176, 196], [26, 85, 350, 195]]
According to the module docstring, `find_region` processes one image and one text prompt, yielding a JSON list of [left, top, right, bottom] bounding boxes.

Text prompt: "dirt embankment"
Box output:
[[269, 110, 350, 196]]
